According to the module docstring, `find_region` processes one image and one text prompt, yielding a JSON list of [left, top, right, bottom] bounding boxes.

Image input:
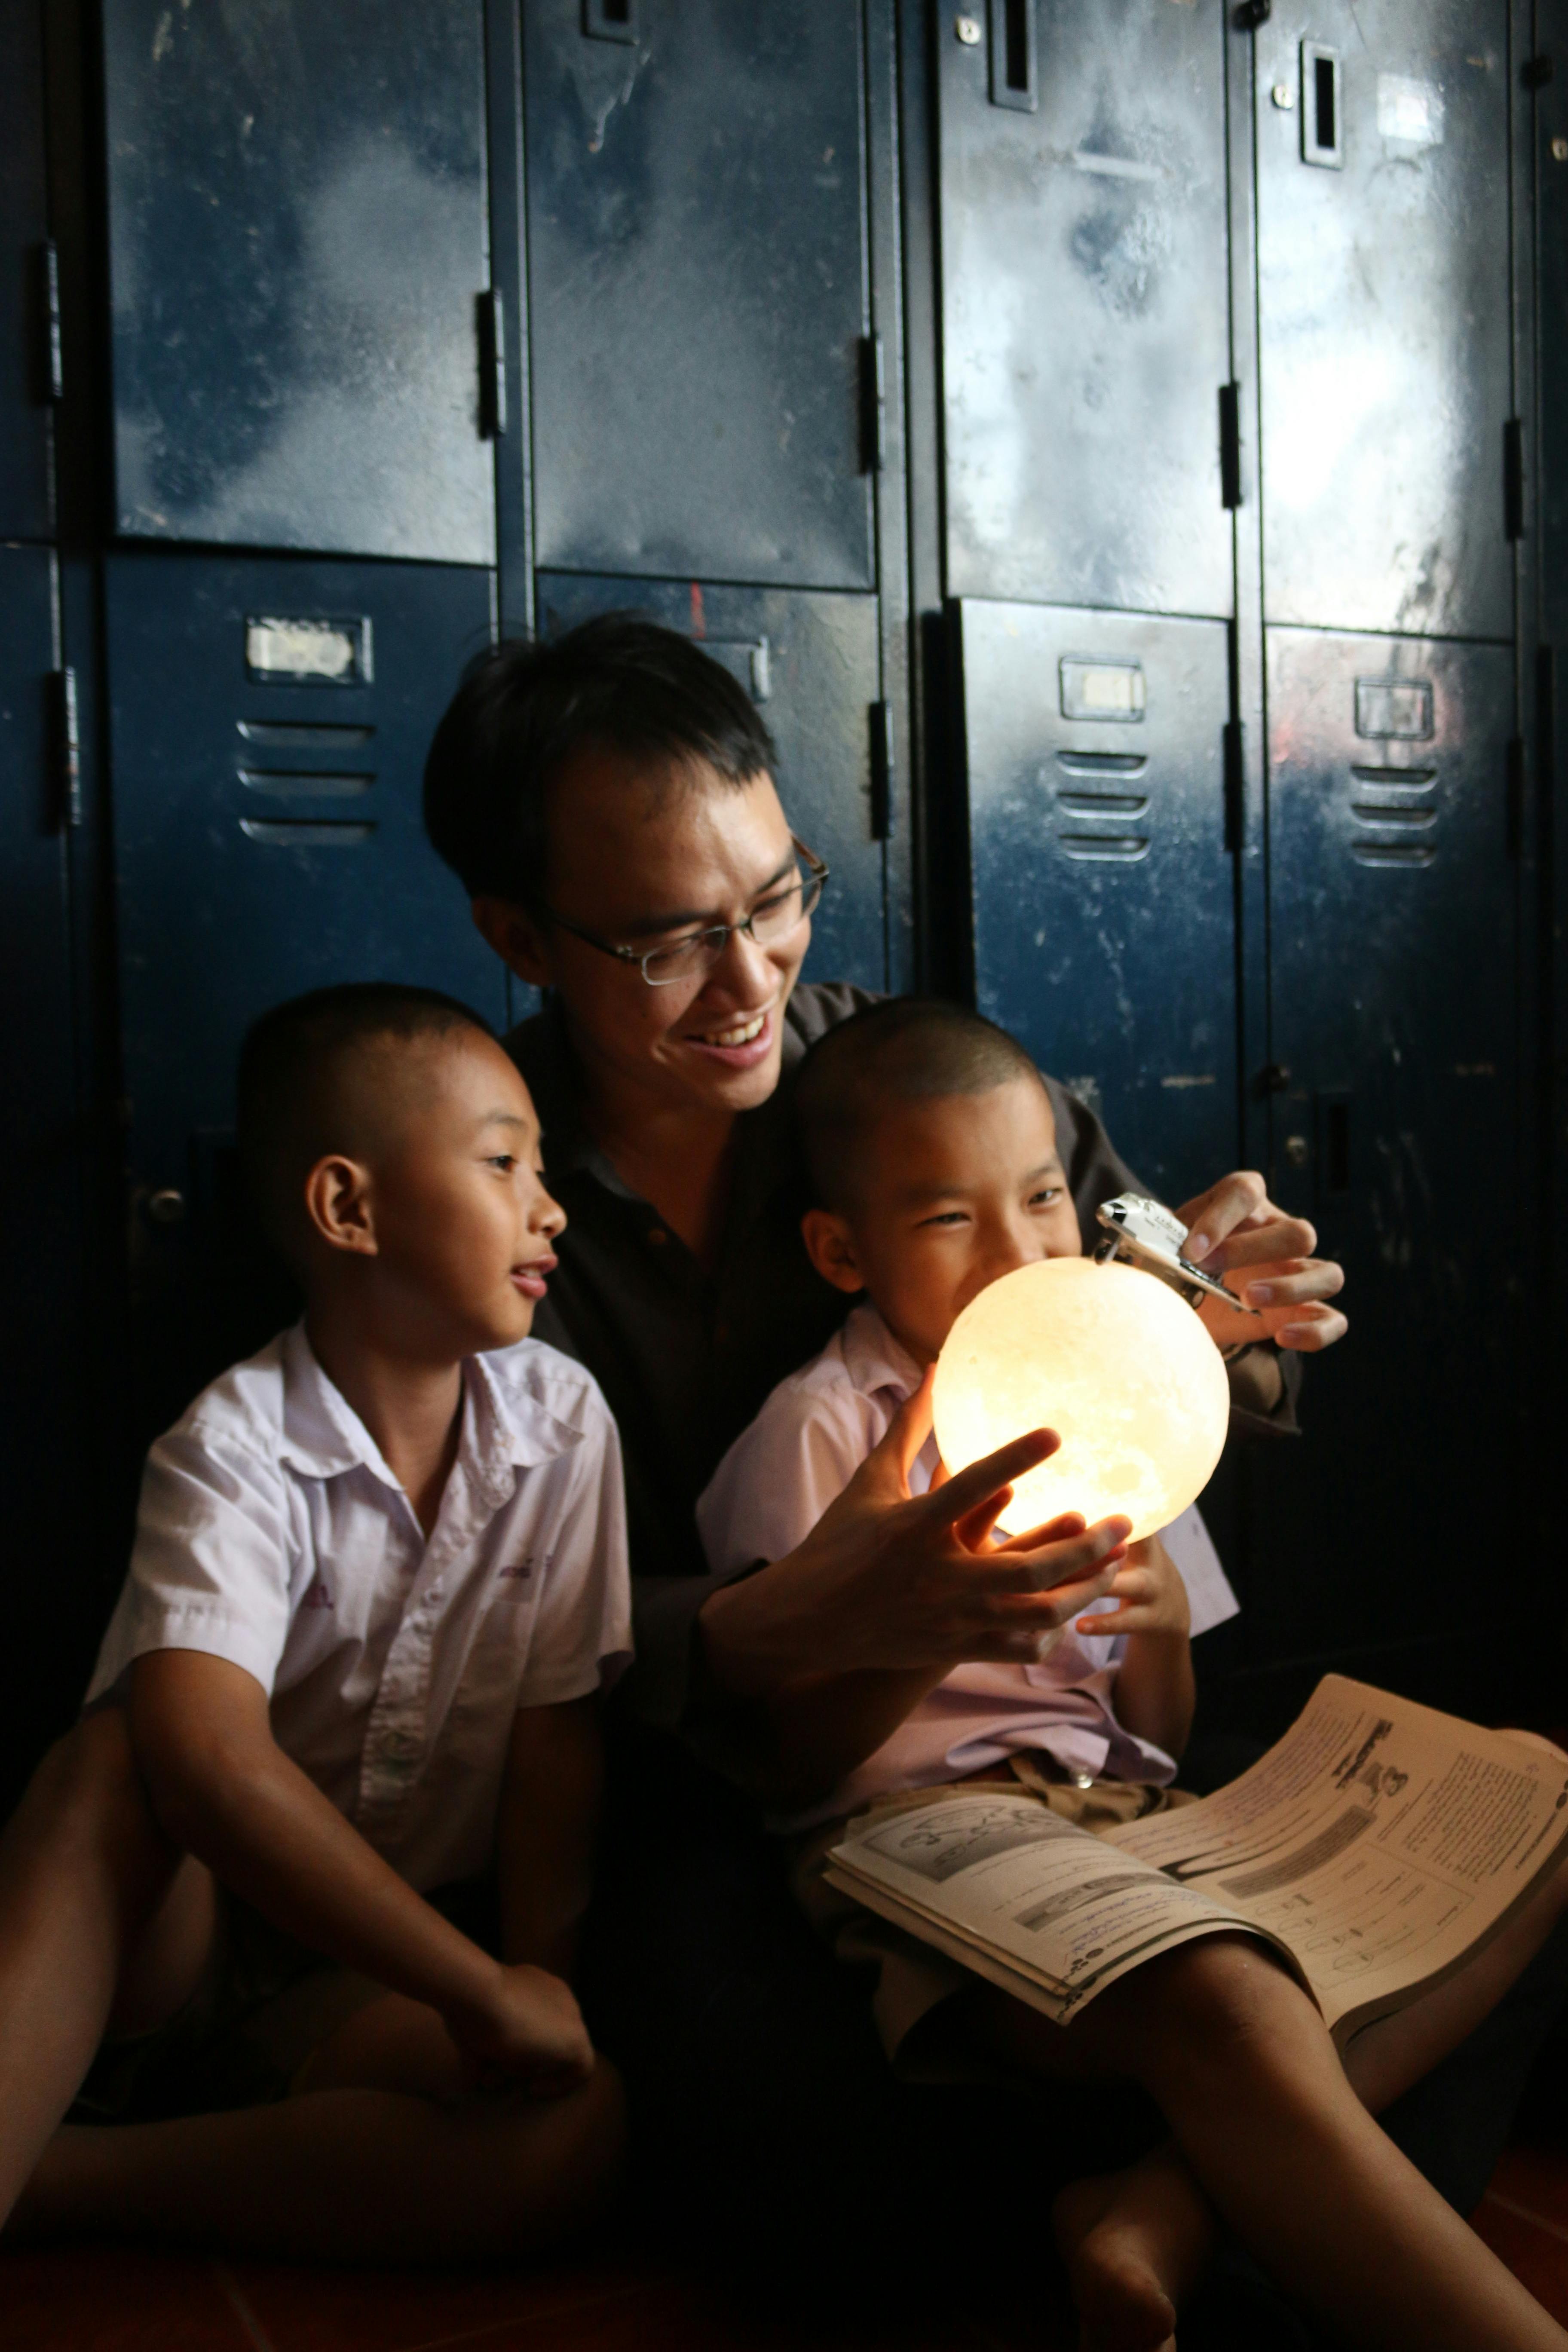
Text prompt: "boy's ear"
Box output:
[[801, 1208, 867, 1296], [472, 897, 554, 990], [303, 1155, 380, 1258]]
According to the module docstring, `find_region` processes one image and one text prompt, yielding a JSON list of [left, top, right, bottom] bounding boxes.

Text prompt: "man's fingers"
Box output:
[[954, 1488, 1016, 1552], [926, 1426, 1062, 1526], [1175, 1170, 1269, 1264], [983, 1516, 1130, 1594], [993, 1510, 1088, 1553], [1237, 1258, 1345, 1310]]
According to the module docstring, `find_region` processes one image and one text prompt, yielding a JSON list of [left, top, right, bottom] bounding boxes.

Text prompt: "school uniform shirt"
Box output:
[[511, 982, 1295, 1731], [696, 1302, 1240, 1829], [86, 1324, 632, 1891]]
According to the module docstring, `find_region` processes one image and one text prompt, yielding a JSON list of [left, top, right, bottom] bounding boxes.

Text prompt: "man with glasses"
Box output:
[[421, 619, 1559, 2328]]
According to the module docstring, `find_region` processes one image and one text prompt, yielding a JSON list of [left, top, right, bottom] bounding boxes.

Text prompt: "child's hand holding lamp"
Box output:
[[931, 1257, 1231, 1541]]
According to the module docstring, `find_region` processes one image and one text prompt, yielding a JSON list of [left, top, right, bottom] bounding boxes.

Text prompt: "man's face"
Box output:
[[484, 748, 811, 1118], [804, 1077, 1083, 1366]]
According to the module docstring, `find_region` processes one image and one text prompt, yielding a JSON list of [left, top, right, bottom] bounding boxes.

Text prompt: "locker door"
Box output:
[[101, 0, 493, 564], [1257, 629, 1518, 1660], [1540, 8, 1568, 642], [956, 600, 1236, 1209], [0, 544, 91, 1783], [107, 553, 503, 1429], [0, 0, 51, 541], [1254, 3, 1512, 638], [536, 573, 887, 992], [525, 1, 874, 589], [937, 0, 1233, 618]]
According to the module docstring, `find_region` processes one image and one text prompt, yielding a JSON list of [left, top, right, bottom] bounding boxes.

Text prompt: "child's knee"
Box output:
[[1140, 1934, 1314, 2070]]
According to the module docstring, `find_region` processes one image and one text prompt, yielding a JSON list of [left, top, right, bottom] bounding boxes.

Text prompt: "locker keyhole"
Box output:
[[1313, 56, 1336, 153]]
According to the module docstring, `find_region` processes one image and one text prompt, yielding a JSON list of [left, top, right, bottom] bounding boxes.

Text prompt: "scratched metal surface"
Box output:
[[1253, 1, 1512, 639], [1253, 626, 1518, 1652], [536, 570, 887, 992], [956, 597, 1236, 1210], [106, 550, 504, 1204], [101, 0, 493, 563], [0, 0, 51, 540], [524, 0, 873, 588], [937, 0, 1232, 617]]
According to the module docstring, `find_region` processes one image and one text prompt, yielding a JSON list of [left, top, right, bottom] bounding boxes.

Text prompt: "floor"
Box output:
[[4, 2128, 1568, 2352]]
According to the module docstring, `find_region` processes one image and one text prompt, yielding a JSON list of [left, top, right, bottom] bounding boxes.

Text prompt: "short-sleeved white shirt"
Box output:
[[87, 1324, 632, 1891], [696, 1302, 1239, 1827]]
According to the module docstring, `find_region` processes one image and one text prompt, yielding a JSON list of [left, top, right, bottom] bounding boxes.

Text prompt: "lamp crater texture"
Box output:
[[931, 1259, 1231, 1540]]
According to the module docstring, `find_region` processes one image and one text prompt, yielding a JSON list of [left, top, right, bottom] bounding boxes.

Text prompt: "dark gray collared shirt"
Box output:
[[508, 982, 1295, 1724]]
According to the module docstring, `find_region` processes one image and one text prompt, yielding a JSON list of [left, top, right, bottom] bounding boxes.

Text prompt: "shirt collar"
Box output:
[[276, 1325, 582, 1508], [838, 1301, 927, 1408]]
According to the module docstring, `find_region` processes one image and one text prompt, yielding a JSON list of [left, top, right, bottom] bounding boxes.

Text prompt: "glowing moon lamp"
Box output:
[[931, 1258, 1231, 1541]]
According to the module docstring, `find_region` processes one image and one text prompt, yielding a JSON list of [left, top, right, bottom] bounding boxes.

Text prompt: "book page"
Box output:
[[824, 1789, 1290, 2025], [1106, 1676, 1568, 2038]]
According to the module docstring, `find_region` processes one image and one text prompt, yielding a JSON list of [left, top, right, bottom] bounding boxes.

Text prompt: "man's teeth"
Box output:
[[699, 1011, 768, 1047]]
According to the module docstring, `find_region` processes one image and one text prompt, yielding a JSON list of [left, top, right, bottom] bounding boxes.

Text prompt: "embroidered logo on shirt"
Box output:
[[497, 1553, 549, 1581], [300, 1578, 335, 1611]]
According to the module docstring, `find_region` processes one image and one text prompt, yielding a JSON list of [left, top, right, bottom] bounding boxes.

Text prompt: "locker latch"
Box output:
[[51, 668, 81, 831], [478, 291, 507, 439]]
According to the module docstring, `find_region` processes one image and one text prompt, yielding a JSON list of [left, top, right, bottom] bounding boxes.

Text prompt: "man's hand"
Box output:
[[1176, 1170, 1348, 1355], [700, 1372, 1131, 1697], [445, 1961, 595, 2101], [1075, 1535, 1191, 1640]]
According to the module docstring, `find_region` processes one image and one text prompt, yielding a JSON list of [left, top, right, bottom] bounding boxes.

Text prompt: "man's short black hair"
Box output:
[[237, 982, 494, 1258], [794, 998, 1046, 1213], [423, 613, 778, 907]]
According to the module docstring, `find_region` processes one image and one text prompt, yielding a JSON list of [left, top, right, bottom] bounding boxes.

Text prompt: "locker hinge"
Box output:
[[1505, 418, 1525, 540], [869, 700, 895, 839], [51, 668, 81, 830], [478, 291, 507, 439], [1507, 736, 1526, 859], [859, 335, 886, 474], [37, 241, 63, 403], [1223, 718, 1244, 851], [1219, 383, 1243, 509]]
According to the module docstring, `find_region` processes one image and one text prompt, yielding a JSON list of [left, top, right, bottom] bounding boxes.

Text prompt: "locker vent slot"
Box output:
[[988, 0, 1038, 112], [1057, 793, 1150, 817], [238, 770, 375, 798], [1349, 763, 1435, 787], [1056, 751, 1148, 778], [1059, 834, 1150, 863], [240, 818, 376, 847], [237, 721, 375, 748], [1302, 44, 1343, 168], [1351, 801, 1435, 829], [1350, 842, 1434, 868]]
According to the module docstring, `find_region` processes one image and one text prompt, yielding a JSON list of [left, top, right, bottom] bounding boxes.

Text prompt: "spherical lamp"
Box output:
[[931, 1258, 1231, 1540]]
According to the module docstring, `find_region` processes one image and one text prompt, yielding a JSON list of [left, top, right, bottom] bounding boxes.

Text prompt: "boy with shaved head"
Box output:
[[0, 983, 630, 2261]]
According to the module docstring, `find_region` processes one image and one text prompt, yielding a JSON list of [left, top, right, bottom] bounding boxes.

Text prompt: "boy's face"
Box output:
[[314, 1030, 567, 1358], [802, 1076, 1082, 1366]]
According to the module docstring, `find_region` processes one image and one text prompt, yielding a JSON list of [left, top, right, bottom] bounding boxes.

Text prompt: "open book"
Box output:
[[825, 1677, 1568, 2044]]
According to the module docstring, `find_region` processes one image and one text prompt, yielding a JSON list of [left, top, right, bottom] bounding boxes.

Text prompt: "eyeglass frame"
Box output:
[[541, 835, 830, 988]]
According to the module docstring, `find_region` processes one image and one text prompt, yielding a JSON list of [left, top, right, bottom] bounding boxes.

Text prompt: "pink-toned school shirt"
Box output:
[[695, 1302, 1239, 1828], [87, 1323, 632, 1890]]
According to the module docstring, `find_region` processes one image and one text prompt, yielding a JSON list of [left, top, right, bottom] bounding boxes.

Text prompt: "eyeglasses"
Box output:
[[545, 837, 830, 988]]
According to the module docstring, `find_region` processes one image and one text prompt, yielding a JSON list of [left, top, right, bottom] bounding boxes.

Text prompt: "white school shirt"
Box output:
[[87, 1324, 632, 1891], [696, 1302, 1239, 1828]]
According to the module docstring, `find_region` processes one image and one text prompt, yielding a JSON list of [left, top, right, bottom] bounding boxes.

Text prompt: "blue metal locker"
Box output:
[[0, 0, 52, 541], [536, 572, 888, 992], [1253, 2, 1513, 639], [1255, 629, 1518, 1659], [524, 0, 875, 589], [955, 598, 1236, 1209], [937, 0, 1234, 619], [100, 0, 494, 564]]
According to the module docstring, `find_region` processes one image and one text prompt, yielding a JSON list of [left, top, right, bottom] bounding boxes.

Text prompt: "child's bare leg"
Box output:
[[16, 1994, 625, 2263], [0, 1707, 216, 2219], [973, 1933, 1568, 2352]]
